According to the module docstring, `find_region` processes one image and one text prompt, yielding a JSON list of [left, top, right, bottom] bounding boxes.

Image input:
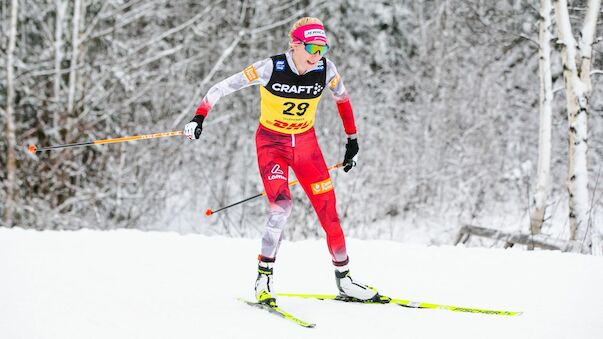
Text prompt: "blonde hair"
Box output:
[[288, 17, 324, 41]]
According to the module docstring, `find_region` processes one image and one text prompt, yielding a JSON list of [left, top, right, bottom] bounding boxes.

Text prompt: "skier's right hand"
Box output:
[[184, 115, 204, 139]]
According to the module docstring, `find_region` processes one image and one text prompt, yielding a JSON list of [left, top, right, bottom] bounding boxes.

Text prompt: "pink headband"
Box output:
[[291, 24, 328, 44]]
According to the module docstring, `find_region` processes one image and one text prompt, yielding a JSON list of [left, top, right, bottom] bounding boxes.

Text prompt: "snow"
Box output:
[[0, 228, 602, 339]]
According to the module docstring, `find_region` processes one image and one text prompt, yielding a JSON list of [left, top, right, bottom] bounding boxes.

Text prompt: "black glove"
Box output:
[[184, 115, 205, 139], [343, 138, 359, 173]]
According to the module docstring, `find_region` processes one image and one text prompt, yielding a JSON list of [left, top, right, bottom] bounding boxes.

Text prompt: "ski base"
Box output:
[[238, 298, 316, 328], [276, 293, 523, 316]]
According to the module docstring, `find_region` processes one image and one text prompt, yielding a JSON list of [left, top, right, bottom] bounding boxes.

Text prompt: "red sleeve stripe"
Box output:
[[336, 98, 357, 135], [195, 100, 212, 117]]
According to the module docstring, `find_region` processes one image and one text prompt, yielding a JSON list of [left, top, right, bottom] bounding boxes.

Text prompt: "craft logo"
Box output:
[[268, 164, 286, 181], [243, 65, 258, 82], [275, 60, 286, 71], [271, 83, 322, 95], [311, 178, 333, 195], [312, 83, 324, 95]]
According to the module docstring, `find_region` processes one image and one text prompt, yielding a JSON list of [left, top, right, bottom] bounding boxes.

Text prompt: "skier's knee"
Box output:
[[267, 198, 291, 228]]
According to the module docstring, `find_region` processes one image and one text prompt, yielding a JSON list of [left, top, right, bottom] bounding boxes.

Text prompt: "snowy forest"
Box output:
[[2, 0, 603, 254]]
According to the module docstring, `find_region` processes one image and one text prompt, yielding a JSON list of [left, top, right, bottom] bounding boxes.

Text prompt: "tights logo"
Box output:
[[311, 178, 333, 195], [268, 164, 286, 181]]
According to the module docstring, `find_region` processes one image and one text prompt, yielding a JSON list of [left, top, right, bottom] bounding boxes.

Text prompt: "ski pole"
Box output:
[[205, 162, 344, 216], [28, 130, 184, 154]]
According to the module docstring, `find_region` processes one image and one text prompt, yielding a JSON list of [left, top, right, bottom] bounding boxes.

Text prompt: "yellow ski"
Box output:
[[276, 293, 523, 316], [238, 298, 316, 328]]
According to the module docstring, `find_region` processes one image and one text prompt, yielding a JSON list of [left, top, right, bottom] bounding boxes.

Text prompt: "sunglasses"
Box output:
[[295, 38, 329, 56]]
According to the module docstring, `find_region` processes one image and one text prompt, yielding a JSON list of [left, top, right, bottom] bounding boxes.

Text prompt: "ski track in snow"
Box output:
[[0, 228, 601, 339]]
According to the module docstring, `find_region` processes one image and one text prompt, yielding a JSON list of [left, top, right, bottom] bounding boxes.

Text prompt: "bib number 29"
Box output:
[[283, 102, 310, 116]]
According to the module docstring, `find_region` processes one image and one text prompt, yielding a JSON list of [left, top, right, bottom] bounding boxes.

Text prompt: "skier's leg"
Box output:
[[255, 129, 293, 260], [291, 133, 347, 264], [292, 131, 380, 301], [254, 129, 293, 304], [259, 165, 291, 260]]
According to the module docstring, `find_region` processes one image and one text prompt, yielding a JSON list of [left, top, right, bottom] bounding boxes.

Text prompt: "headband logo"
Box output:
[[304, 29, 326, 38]]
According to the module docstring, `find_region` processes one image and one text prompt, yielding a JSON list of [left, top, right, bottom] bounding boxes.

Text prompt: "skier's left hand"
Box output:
[[343, 138, 359, 173]]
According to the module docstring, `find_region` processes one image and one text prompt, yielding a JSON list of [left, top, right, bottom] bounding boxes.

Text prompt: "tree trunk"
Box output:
[[554, 0, 600, 252], [53, 0, 67, 125], [3, 0, 18, 226], [579, 0, 602, 256], [67, 0, 81, 113], [529, 0, 554, 245]]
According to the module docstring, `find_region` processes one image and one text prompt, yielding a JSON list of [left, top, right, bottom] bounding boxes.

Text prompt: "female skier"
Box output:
[[184, 17, 382, 305]]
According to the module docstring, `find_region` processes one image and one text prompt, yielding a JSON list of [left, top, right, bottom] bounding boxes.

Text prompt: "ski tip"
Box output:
[[237, 297, 254, 303], [238, 297, 316, 328], [205, 208, 213, 216]]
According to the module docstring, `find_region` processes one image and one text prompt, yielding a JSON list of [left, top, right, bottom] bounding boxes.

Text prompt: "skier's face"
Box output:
[[292, 40, 326, 67]]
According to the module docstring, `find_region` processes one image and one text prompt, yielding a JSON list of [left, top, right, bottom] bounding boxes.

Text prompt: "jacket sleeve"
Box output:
[[194, 58, 273, 117], [326, 59, 357, 138]]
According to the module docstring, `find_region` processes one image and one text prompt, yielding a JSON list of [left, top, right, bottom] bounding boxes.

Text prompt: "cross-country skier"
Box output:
[[184, 17, 383, 305]]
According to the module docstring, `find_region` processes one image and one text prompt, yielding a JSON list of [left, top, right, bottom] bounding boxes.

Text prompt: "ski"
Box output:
[[238, 298, 316, 328], [276, 293, 523, 316]]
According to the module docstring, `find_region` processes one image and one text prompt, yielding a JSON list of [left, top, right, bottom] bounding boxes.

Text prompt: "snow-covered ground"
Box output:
[[1, 228, 601, 339]]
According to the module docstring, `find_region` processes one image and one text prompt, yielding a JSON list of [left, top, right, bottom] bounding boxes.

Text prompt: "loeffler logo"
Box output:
[[268, 164, 286, 181], [271, 164, 284, 175]]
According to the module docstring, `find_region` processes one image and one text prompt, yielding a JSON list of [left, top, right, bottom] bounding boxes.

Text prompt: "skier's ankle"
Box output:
[[255, 255, 276, 304]]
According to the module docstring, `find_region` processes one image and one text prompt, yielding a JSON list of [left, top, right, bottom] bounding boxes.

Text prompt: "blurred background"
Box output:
[[2, 0, 602, 248]]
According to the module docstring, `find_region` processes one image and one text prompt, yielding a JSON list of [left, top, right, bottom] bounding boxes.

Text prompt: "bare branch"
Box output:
[[171, 33, 243, 129]]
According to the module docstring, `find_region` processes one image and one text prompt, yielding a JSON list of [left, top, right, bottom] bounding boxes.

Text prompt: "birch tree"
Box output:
[[67, 0, 81, 113], [53, 0, 67, 127], [553, 0, 601, 253], [529, 0, 554, 244], [3, 0, 18, 226]]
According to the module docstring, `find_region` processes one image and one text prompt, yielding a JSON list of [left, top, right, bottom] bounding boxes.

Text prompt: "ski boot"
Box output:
[[255, 257, 277, 306], [335, 265, 390, 303]]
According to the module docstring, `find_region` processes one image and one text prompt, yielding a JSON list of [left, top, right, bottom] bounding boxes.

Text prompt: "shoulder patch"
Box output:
[[315, 60, 325, 71], [329, 73, 341, 89], [275, 60, 286, 72], [243, 65, 259, 82]]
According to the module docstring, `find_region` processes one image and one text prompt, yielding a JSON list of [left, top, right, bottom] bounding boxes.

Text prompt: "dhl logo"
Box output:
[[272, 120, 311, 130]]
